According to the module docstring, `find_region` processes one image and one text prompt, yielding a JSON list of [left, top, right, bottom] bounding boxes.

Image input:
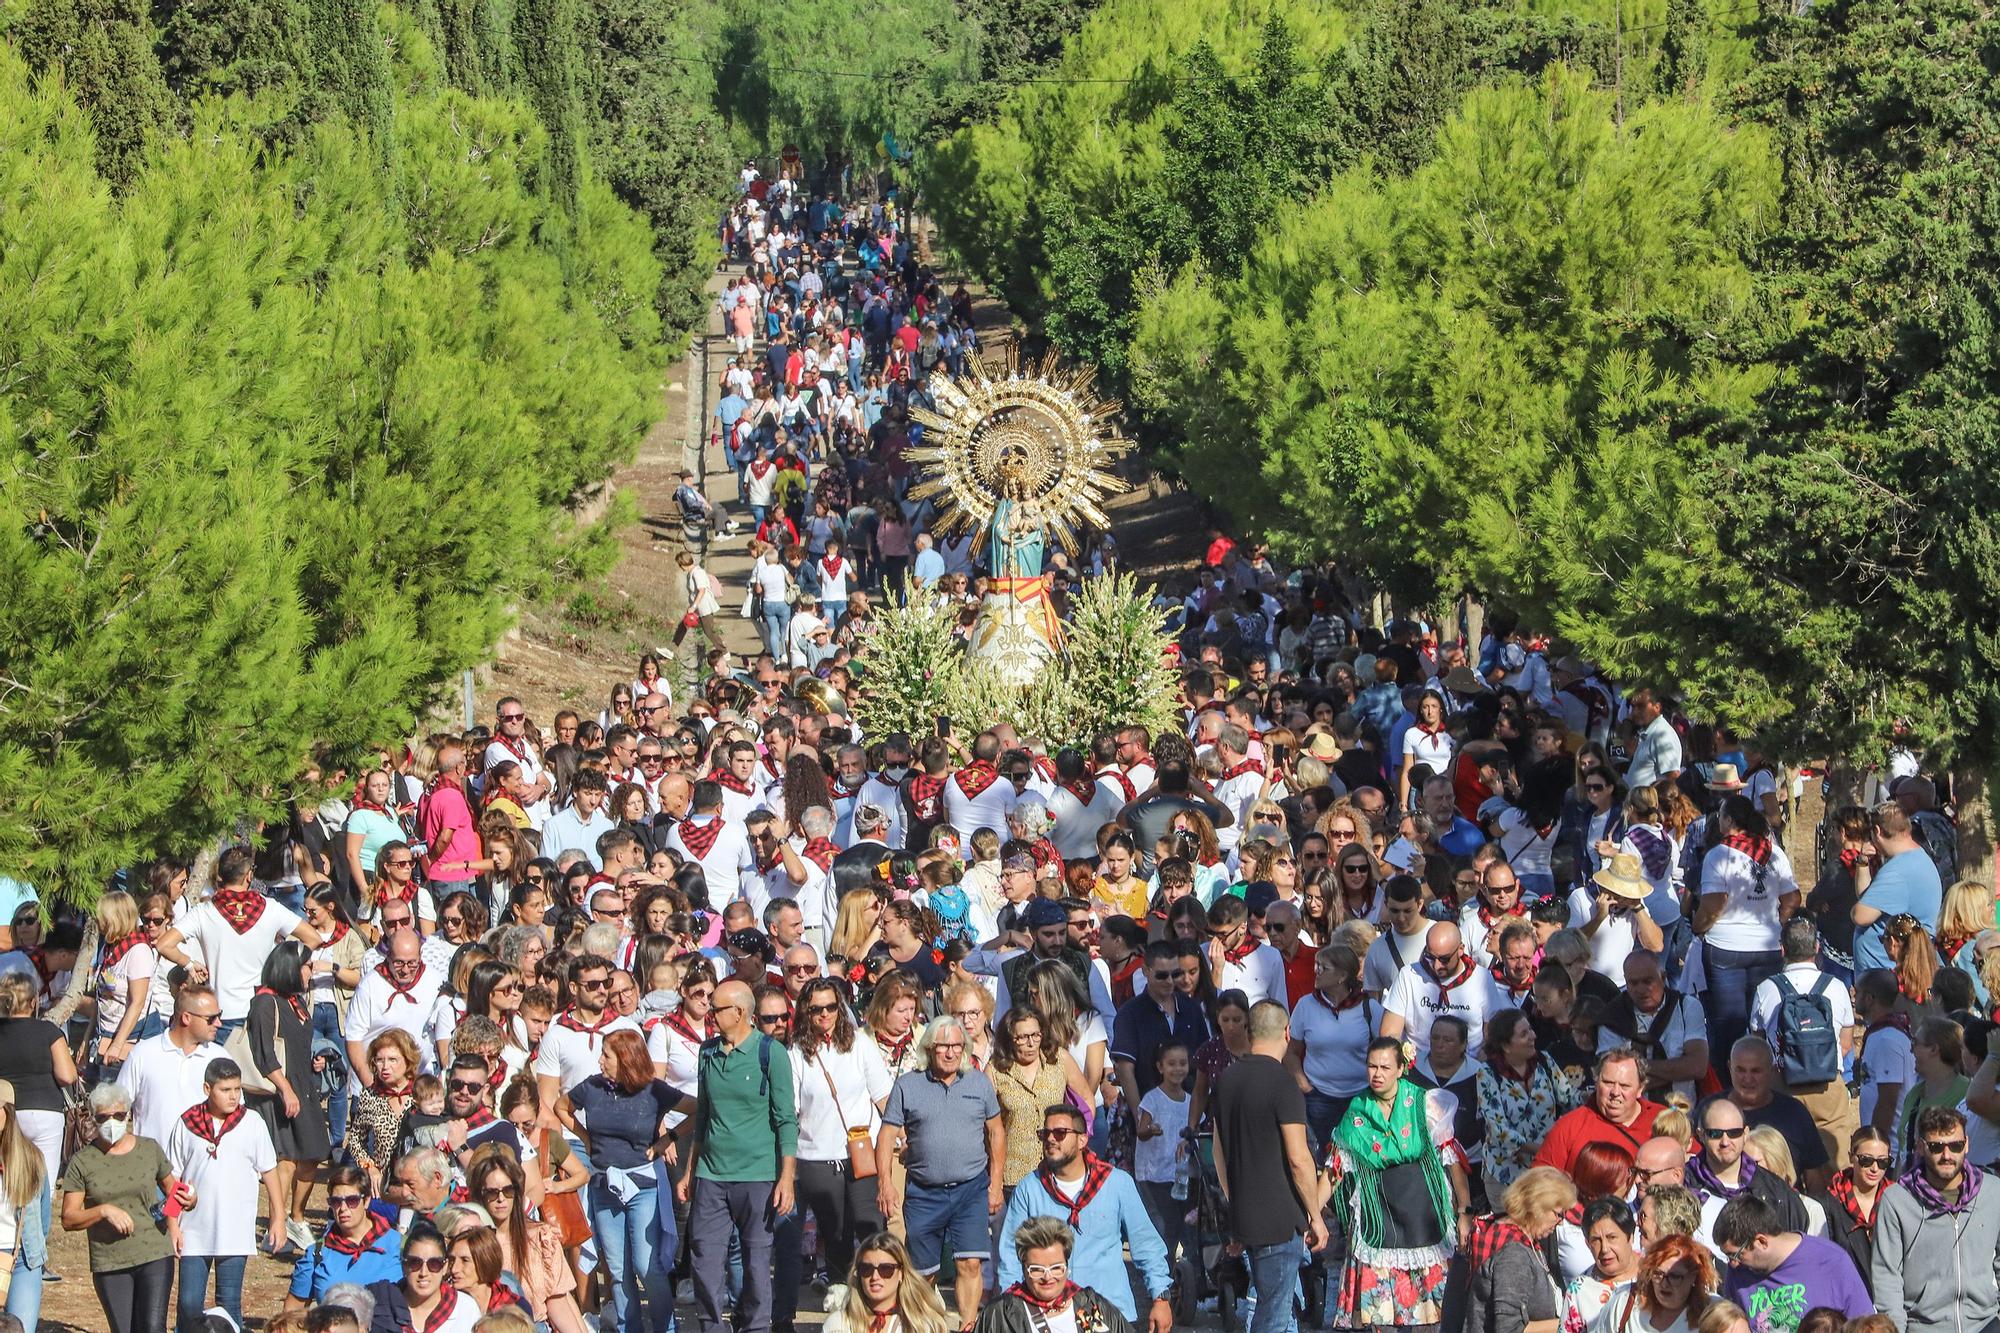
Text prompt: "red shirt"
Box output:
[[1280, 943, 1316, 1008], [1532, 1099, 1664, 1175]]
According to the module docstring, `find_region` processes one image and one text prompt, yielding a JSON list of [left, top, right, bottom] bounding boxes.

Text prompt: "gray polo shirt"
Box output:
[[880, 1065, 1000, 1188]]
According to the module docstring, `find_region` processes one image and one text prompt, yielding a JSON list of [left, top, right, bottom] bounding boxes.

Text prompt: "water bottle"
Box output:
[[1170, 1150, 1189, 1202]]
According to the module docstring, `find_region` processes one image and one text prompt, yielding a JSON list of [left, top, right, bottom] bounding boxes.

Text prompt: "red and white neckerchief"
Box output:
[[711, 769, 754, 796], [375, 962, 427, 1007], [1415, 722, 1449, 740], [324, 1212, 392, 1258], [760, 754, 784, 784], [1492, 969, 1533, 1005], [555, 1006, 621, 1050], [100, 931, 147, 970], [1218, 758, 1264, 783], [179, 1102, 246, 1158], [210, 887, 268, 935], [1429, 956, 1481, 1000], [491, 732, 532, 765], [876, 1028, 914, 1069], [1030, 754, 1058, 784], [757, 845, 786, 876], [376, 875, 418, 909], [749, 459, 775, 480], [1037, 1151, 1115, 1225], [1222, 935, 1261, 966], [1310, 987, 1368, 1016], [677, 816, 725, 859], [830, 774, 865, 801], [819, 552, 846, 581], [1095, 768, 1137, 803], [1058, 777, 1098, 806], [801, 838, 839, 873], [324, 920, 350, 947], [655, 1008, 713, 1045], [370, 1076, 412, 1098], [952, 761, 999, 800], [610, 765, 642, 790], [909, 774, 947, 820]]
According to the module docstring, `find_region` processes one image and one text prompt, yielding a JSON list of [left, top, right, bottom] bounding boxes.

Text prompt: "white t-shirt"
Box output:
[[95, 941, 157, 1038], [1290, 990, 1378, 1097], [1364, 925, 1429, 996], [177, 899, 305, 1021], [1697, 843, 1796, 951], [166, 1112, 277, 1257], [1565, 888, 1639, 979], [944, 768, 1018, 848], [1210, 770, 1265, 853], [1135, 1086, 1192, 1184], [1047, 784, 1123, 864], [646, 1016, 705, 1098], [1750, 964, 1856, 1050], [791, 1039, 892, 1161], [535, 1011, 642, 1098], [1401, 728, 1456, 784], [1494, 806, 1555, 877], [342, 962, 445, 1088], [1857, 1023, 1914, 1130], [665, 816, 755, 907], [1385, 961, 1506, 1059]]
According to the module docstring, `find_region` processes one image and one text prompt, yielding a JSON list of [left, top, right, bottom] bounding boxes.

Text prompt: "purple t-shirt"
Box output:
[[1722, 1234, 1872, 1333]]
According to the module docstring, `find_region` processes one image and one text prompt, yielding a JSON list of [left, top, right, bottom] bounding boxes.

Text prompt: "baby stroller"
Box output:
[[1188, 1130, 1248, 1332]]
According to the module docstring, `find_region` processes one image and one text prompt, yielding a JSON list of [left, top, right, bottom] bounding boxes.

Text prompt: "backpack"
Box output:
[[1771, 973, 1840, 1085]]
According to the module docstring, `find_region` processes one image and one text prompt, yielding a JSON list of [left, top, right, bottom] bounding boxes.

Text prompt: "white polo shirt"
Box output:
[[115, 1032, 229, 1151], [343, 961, 444, 1087], [945, 766, 1017, 848], [176, 898, 305, 1021], [1211, 941, 1287, 1008]]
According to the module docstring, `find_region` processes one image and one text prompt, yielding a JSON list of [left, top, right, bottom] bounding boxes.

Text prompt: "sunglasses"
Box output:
[[640, 754, 666, 765], [499, 711, 526, 722], [143, 915, 169, 927], [804, 1002, 840, 1016], [756, 1013, 789, 1026], [383, 858, 416, 869], [1924, 1139, 1968, 1155], [329, 1193, 367, 1209], [1703, 1126, 1746, 1141], [577, 978, 610, 990], [479, 1185, 517, 1201], [855, 1262, 898, 1280], [787, 964, 820, 976], [524, 874, 548, 887], [408, 1255, 449, 1274], [1853, 1154, 1893, 1170], [1036, 1127, 1077, 1142], [1151, 969, 1189, 981], [449, 1080, 486, 1095]]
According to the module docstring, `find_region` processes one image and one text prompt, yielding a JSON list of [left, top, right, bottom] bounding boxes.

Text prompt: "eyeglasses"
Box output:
[[1853, 1154, 1893, 1170], [804, 1002, 840, 1016], [637, 706, 662, 715], [387, 957, 420, 971], [409, 1255, 449, 1274], [855, 1262, 899, 1280], [951, 1009, 985, 1023], [1036, 1127, 1077, 1142], [1342, 864, 1370, 875], [328, 1194, 367, 1209], [931, 1041, 964, 1052], [1702, 1126, 1746, 1141], [98, 1110, 131, 1123], [1422, 953, 1458, 968], [1025, 1263, 1069, 1278], [1924, 1138, 1968, 1155]]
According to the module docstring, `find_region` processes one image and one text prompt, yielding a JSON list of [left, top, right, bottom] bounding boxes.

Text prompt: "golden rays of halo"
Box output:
[[904, 347, 1132, 555]]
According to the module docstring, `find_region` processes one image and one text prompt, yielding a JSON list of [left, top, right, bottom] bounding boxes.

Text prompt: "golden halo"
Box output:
[[904, 348, 1131, 554]]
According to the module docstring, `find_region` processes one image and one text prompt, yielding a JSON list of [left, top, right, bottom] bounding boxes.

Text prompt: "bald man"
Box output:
[[1633, 1136, 1688, 1190], [1378, 921, 1506, 1059], [679, 977, 797, 1333], [342, 928, 441, 1095]]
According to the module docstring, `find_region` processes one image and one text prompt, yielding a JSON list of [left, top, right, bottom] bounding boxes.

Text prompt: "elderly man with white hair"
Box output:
[[876, 1016, 1005, 1319], [1005, 794, 1064, 893]]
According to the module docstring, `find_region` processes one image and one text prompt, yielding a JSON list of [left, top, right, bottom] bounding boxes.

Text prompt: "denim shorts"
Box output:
[[902, 1176, 989, 1274]]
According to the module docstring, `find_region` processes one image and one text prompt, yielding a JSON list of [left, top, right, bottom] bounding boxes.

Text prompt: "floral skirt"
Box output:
[[1335, 1159, 1451, 1327], [1336, 1257, 1450, 1328]]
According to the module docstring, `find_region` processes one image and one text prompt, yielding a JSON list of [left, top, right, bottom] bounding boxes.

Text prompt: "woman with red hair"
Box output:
[[1555, 1142, 1636, 1283], [1594, 1233, 1716, 1333]]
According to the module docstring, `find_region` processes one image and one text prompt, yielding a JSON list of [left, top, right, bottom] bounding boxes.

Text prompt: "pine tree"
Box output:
[[512, 0, 584, 221]]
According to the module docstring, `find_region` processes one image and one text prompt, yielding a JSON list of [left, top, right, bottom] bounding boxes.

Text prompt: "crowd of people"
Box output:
[[7, 161, 1995, 1333]]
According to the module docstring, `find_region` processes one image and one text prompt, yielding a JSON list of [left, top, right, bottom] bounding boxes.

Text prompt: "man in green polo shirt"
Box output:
[[677, 978, 798, 1333]]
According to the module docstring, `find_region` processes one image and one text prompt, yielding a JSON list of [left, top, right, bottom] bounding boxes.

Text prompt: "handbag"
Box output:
[[62, 1082, 97, 1164], [818, 1058, 876, 1178], [225, 1020, 277, 1096]]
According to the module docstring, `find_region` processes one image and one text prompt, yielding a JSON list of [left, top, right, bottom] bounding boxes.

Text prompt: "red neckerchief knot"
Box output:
[[180, 1102, 246, 1158], [376, 961, 425, 1005], [211, 887, 269, 935], [556, 1007, 620, 1049], [324, 1212, 392, 1258], [1006, 1281, 1081, 1315], [1218, 758, 1263, 783], [1038, 1151, 1113, 1226]]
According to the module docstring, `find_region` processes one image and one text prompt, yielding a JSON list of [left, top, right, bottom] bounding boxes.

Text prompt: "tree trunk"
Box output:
[[1956, 763, 1997, 897], [1461, 595, 1484, 654], [1785, 764, 1825, 884]]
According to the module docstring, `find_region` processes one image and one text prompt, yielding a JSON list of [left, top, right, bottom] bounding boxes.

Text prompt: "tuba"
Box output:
[[794, 677, 841, 716]]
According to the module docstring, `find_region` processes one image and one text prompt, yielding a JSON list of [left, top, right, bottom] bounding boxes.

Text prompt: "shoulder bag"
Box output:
[[818, 1052, 877, 1178]]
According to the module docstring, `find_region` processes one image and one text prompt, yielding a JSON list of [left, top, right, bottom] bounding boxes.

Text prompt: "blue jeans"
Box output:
[[1246, 1237, 1304, 1333], [176, 1254, 246, 1333], [588, 1165, 676, 1333], [7, 1247, 41, 1332], [1302, 1090, 1349, 1160], [1704, 944, 1782, 1087], [761, 601, 793, 662], [313, 1002, 351, 1151]]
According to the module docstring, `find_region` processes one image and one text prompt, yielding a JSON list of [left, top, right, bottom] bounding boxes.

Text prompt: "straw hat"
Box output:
[[1593, 852, 1652, 901], [1304, 733, 1343, 762], [1708, 762, 1747, 791]]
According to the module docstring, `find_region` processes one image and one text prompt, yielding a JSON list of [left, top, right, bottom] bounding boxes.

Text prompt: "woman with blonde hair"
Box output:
[[1742, 1125, 1827, 1236], [1466, 1166, 1578, 1333], [0, 1080, 49, 1321], [1937, 880, 1994, 1002], [92, 890, 155, 1073], [829, 887, 884, 967], [941, 982, 994, 1070], [823, 1232, 953, 1333]]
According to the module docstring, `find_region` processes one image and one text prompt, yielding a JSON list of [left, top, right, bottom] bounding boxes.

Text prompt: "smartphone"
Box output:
[[937, 716, 952, 738]]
